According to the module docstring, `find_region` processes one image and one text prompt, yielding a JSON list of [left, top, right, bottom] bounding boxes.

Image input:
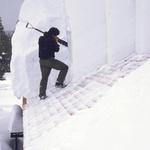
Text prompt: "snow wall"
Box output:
[[65, 0, 107, 79], [136, 0, 150, 53], [11, 0, 150, 99], [106, 0, 136, 63]]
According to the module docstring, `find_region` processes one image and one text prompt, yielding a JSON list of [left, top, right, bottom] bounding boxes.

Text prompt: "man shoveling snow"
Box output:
[[38, 27, 68, 100]]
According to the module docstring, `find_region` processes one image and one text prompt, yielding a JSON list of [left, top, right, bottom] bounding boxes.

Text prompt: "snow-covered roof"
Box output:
[[23, 53, 150, 150]]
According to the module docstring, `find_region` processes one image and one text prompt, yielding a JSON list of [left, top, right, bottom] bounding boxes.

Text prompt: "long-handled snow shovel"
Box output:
[[26, 22, 68, 47], [26, 22, 44, 34]]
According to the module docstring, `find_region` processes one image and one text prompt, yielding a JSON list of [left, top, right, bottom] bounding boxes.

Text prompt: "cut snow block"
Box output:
[[65, 0, 107, 80], [136, 0, 150, 53], [11, 0, 72, 99], [106, 0, 136, 63]]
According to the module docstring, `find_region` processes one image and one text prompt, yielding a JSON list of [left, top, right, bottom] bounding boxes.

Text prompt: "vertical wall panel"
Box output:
[[65, 0, 107, 81], [106, 0, 136, 63], [136, 0, 150, 53]]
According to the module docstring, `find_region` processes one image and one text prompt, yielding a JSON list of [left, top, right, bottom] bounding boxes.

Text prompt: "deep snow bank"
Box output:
[[42, 59, 150, 150]]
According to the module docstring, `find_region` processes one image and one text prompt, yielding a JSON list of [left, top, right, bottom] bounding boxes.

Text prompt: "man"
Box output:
[[39, 27, 68, 100]]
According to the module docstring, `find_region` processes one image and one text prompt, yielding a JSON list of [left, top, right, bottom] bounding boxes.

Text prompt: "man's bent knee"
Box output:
[[60, 64, 68, 71], [63, 64, 68, 71]]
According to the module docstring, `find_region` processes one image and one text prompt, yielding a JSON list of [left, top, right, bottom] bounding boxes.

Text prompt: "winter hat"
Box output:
[[48, 27, 60, 36]]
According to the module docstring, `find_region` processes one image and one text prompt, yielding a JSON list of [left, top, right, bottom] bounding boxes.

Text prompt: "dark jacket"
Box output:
[[39, 34, 60, 59]]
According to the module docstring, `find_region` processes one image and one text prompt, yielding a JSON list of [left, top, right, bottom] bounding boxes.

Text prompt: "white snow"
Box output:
[[23, 54, 150, 150], [0, 73, 19, 111], [106, 0, 136, 63], [8, 0, 150, 149], [65, 0, 107, 78], [136, 0, 150, 53], [42, 56, 150, 150]]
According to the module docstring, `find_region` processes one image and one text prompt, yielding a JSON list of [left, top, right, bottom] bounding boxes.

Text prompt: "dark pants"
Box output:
[[39, 58, 68, 96]]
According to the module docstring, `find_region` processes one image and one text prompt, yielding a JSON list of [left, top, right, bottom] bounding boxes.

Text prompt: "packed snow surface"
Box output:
[[47, 59, 150, 150], [23, 54, 150, 150]]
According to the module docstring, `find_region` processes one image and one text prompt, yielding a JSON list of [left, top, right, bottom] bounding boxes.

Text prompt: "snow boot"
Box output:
[[55, 82, 67, 88], [39, 95, 48, 100]]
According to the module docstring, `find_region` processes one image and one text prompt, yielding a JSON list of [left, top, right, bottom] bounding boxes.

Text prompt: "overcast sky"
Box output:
[[0, 0, 23, 31]]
